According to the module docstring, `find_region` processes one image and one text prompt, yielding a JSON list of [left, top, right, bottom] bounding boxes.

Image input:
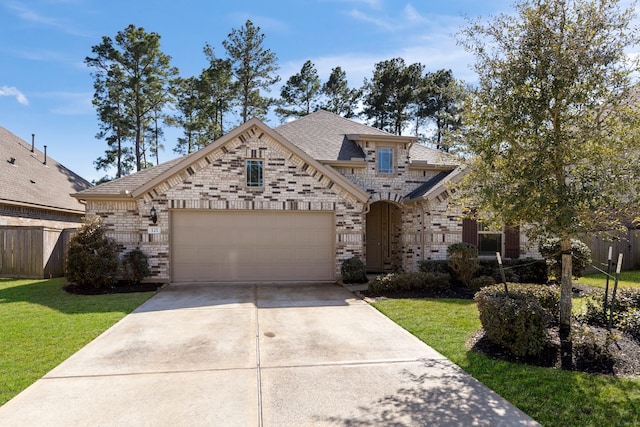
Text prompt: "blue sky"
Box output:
[[0, 0, 619, 182]]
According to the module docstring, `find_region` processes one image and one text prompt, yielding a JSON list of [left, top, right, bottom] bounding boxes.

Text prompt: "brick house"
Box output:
[[0, 126, 92, 277], [73, 111, 536, 283]]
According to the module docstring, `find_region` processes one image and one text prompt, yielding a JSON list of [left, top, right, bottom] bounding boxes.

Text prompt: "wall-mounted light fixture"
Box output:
[[150, 206, 158, 224]]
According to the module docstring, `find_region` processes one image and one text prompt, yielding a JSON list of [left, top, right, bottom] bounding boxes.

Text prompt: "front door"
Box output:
[[366, 201, 402, 272]]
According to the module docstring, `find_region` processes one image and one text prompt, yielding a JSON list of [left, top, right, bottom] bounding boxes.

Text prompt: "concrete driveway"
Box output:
[[0, 283, 539, 426]]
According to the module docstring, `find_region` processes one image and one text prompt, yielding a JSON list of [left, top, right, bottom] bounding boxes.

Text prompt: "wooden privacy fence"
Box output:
[[581, 228, 640, 273], [0, 226, 75, 279]]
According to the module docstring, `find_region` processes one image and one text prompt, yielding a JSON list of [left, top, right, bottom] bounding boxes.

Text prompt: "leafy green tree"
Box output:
[[223, 20, 280, 122], [362, 58, 423, 135], [86, 24, 178, 172], [457, 0, 640, 353], [321, 66, 361, 118], [415, 69, 466, 152], [276, 60, 322, 119]]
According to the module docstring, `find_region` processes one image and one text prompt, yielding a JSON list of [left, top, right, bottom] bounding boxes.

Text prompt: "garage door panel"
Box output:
[[171, 211, 334, 282]]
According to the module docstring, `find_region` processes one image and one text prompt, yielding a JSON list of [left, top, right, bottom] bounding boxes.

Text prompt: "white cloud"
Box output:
[[403, 4, 429, 25], [0, 86, 29, 105], [44, 92, 93, 115], [6, 1, 90, 37], [347, 9, 397, 31]]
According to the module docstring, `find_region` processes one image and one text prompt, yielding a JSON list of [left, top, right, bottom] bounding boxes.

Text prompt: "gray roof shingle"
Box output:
[[0, 126, 92, 212], [275, 110, 459, 166]]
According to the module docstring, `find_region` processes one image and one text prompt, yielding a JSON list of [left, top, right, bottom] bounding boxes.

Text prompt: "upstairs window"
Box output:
[[377, 147, 394, 174], [246, 159, 263, 188]]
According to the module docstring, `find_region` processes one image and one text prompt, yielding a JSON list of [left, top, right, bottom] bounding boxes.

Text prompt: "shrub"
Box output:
[[572, 324, 619, 372], [447, 242, 478, 287], [66, 216, 120, 290], [122, 248, 151, 284], [576, 294, 608, 327], [368, 272, 451, 295], [341, 257, 368, 284], [619, 309, 640, 340], [468, 275, 495, 291], [418, 260, 451, 275], [509, 258, 549, 284], [613, 288, 640, 312], [538, 238, 592, 279], [475, 284, 560, 356]]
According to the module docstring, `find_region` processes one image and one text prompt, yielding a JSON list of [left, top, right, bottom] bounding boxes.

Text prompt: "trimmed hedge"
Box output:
[[122, 248, 151, 284], [341, 257, 368, 284], [419, 258, 548, 284], [368, 272, 451, 295], [539, 238, 592, 279], [475, 284, 561, 357]]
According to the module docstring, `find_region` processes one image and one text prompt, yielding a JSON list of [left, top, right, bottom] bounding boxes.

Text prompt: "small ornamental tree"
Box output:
[[457, 0, 640, 363], [447, 242, 479, 287], [66, 216, 120, 290]]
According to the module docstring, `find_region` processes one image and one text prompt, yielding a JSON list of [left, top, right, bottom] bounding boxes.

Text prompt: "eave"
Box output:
[[346, 134, 417, 144], [0, 198, 85, 215]]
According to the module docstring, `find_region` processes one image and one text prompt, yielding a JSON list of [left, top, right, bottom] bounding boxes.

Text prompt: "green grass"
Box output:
[[373, 297, 640, 427], [0, 278, 154, 406], [576, 270, 640, 289]]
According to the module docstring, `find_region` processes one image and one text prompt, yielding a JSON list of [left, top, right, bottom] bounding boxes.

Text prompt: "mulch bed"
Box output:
[[64, 282, 165, 295], [359, 284, 640, 377], [468, 326, 640, 377]]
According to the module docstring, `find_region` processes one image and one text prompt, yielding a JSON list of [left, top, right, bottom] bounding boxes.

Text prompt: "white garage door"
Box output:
[[171, 211, 335, 282]]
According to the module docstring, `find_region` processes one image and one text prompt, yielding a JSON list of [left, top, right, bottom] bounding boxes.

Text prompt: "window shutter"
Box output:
[[462, 218, 478, 246], [504, 225, 520, 259]]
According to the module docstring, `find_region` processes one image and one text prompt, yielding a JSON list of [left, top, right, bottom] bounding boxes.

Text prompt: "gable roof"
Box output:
[[74, 118, 370, 203], [405, 171, 451, 200], [404, 165, 467, 203], [275, 110, 459, 167], [275, 110, 392, 161], [0, 126, 92, 213]]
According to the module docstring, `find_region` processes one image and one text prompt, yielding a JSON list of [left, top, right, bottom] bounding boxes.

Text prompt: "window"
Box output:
[[463, 219, 521, 259], [377, 147, 394, 174], [477, 223, 502, 257], [246, 159, 263, 188]]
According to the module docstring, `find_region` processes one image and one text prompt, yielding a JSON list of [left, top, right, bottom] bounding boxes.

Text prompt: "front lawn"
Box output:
[[576, 270, 640, 289], [373, 297, 640, 427], [0, 278, 154, 406]]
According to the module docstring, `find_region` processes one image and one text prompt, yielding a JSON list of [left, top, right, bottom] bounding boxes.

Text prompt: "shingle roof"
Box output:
[[75, 155, 187, 197], [275, 110, 459, 167], [405, 171, 451, 199], [0, 126, 92, 213], [275, 110, 390, 161]]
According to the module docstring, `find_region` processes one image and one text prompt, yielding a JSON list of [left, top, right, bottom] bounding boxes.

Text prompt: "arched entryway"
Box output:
[[366, 201, 402, 272]]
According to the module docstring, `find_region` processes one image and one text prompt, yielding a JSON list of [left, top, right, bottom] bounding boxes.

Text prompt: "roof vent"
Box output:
[[43, 145, 47, 165], [7, 157, 15, 165], [31, 134, 35, 153]]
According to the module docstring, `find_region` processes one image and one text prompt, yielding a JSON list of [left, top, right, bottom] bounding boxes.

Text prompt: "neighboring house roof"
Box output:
[[0, 126, 92, 213], [275, 110, 459, 167], [74, 118, 370, 203]]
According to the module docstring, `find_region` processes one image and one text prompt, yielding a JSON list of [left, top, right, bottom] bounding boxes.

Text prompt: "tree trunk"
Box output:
[[559, 236, 573, 368]]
